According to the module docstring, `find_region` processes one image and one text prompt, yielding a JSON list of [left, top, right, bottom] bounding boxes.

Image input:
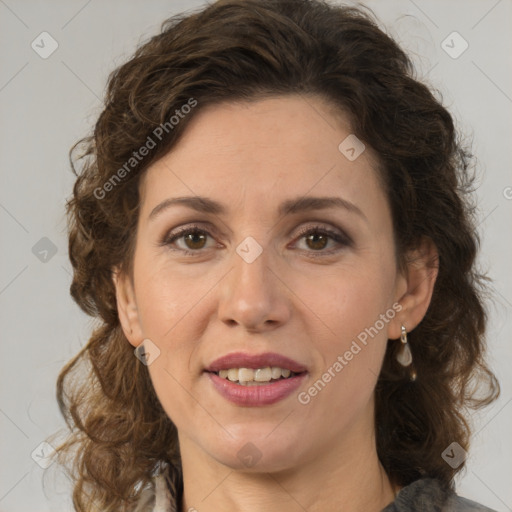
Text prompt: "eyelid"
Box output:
[[160, 223, 219, 252], [160, 221, 353, 255], [292, 223, 353, 247]]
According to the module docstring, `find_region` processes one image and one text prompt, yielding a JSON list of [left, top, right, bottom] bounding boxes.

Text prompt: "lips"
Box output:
[[204, 351, 308, 373], [207, 371, 307, 406]]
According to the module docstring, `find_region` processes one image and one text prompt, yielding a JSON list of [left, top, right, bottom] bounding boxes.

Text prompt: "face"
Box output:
[[115, 94, 413, 474]]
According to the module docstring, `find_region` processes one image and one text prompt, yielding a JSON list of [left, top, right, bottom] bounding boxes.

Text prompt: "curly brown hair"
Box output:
[[51, 0, 500, 510]]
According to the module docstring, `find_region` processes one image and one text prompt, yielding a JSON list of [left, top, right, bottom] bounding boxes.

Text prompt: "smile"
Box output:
[[213, 366, 301, 385], [205, 371, 307, 406]]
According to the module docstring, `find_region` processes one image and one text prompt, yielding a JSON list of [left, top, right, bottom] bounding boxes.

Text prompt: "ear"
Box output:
[[388, 237, 439, 339], [112, 266, 144, 347]]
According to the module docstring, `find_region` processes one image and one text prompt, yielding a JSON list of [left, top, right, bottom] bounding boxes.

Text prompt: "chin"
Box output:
[[207, 433, 304, 473], [216, 450, 297, 474]]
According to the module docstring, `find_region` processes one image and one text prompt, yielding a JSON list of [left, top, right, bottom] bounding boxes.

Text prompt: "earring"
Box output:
[[397, 325, 417, 381]]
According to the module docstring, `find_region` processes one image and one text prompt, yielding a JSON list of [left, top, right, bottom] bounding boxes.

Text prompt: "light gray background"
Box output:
[[1, 1, 511, 510]]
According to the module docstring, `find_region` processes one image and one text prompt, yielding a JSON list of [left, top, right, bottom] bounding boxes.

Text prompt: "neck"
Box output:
[[179, 418, 396, 512]]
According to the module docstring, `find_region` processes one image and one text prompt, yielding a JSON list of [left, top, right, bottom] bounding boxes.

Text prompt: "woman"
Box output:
[[53, 0, 500, 510]]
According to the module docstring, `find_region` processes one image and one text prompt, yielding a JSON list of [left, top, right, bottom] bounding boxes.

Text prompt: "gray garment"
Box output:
[[382, 477, 498, 512], [132, 465, 497, 512]]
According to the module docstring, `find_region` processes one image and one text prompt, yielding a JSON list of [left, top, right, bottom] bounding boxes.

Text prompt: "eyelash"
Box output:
[[161, 223, 352, 258]]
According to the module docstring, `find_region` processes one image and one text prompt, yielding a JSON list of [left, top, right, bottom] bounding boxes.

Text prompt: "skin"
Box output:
[[114, 94, 438, 512]]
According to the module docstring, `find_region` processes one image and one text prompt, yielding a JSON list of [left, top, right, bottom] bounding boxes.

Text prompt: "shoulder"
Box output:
[[130, 469, 177, 512], [382, 477, 498, 512], [446, 494, 498, 512]]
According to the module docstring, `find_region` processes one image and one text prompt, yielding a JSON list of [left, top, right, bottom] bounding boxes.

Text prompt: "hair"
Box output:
[[52, 0, 500, 510]]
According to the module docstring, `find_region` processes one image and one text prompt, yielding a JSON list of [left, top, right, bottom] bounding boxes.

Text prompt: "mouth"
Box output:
[[203, 351, 308, 405], [205, 369, 308, 407], [205, 367, 306, 386]]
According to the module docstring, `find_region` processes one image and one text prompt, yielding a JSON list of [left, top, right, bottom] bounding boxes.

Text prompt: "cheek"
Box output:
[[132, 259, 206, 409], [308, 261, 396, 341], [134, 252, 207, 340], [304, 262, 395, 394], [137, 269, 205, 427]]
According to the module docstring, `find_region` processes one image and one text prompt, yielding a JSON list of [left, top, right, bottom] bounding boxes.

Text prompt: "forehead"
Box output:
[[138, 94, 386, 220]]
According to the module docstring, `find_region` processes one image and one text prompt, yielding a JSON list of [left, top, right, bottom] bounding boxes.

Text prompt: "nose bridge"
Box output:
[[235, 235, 271, 294], [218, 233, 288, 330]]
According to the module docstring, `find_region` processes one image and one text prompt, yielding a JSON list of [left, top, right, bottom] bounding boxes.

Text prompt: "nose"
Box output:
[[217, 239, 291, 333]]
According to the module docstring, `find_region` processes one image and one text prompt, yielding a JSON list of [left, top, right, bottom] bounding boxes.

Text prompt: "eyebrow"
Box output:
[[148, 195, 367, 221]]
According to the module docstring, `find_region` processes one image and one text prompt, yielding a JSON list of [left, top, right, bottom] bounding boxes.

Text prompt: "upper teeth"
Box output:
[[218, 367, 293, 383]]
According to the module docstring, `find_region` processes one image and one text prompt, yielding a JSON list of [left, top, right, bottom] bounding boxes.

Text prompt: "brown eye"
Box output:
[[162, 223, 351, 257], [304, 232, 329, 251], [163, 226, 215, 254], [182, 231, 208, 250], [294, 226, 352, 256]]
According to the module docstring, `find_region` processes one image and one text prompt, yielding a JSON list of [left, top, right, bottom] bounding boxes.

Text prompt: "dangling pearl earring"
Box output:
[[397, 325, 417, 381]]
